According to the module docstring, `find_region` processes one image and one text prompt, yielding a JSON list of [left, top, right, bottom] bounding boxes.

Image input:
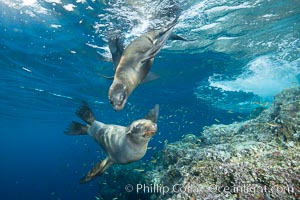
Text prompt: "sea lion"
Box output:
[[107, 18, 179, 111], [64, 102, 159, 183]]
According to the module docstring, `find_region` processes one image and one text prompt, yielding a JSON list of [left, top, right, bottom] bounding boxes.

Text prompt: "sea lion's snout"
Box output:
[[143, 122, 157, 137], [108, 83, 127, 111], [111, 92, 126, 111]]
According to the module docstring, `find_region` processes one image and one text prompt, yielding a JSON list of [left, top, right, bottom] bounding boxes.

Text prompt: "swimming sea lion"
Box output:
[[64, 102, 159, 183], [108, 18, 179, 111]]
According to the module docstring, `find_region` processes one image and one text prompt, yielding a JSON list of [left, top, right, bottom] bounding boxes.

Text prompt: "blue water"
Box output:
[[0, 0, 299, 199]]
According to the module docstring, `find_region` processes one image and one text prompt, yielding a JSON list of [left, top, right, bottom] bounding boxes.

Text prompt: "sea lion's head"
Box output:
[[108, 82, 128, 111], [126, 119, 157, 143], [126, 105, 159, 144]]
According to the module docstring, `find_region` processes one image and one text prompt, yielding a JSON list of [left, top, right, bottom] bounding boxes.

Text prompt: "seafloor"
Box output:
[[144, 86, 300, 200]]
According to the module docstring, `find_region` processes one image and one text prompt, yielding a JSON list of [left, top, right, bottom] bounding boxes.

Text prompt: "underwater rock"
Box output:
[[258, 87, 300, 143], [248, 106, 267, 119], [145, 87, 300, 200]]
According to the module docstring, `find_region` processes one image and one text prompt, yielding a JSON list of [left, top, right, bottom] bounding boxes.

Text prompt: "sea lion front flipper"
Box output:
[[141, 72, 160, 84], [144, 104, 159, 123], [76, 102, 96, 125], [97, 35, 124, 80], [108, 34, 124, 71], [80, 157, 113, 184]]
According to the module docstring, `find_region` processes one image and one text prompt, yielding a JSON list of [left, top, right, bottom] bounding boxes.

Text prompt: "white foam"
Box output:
[[1, 0, 49, 16], [50, 24, 62, 29], [200, 23, 219, 30], [217, 36, 238, 40], [94, 0, 185, 43], [126, 19, 151, 39], [22, 67, 32, 73], [76, 0, 86, 3], [63, 4, 76, 11], [209, 55, 300, 98], [45, 0, 62, 4], [34, 88, 44, 92], [85, 43, 103, 49], [205, 3, 252, 14], [261, 14, 277, 18], [180, 0, 207, 21], [21, 0, 36, 6], [49, 92, 73, 99]]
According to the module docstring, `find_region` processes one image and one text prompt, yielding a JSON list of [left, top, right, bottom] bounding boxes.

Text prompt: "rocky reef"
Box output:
[[145, 87, 300, 200]]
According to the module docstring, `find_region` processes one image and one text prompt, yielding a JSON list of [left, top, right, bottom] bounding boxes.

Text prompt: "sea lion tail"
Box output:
[[64, 121, 88, 135], [76, 102, 96, 125]]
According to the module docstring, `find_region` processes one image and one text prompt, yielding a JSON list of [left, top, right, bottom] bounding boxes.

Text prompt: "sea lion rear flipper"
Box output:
[[76, 102, 96, 125], [80, 157, 113, 184], [140, 20, 178, 63], [169, 33, 189, 41], [64, 121, 88, 135], [144, 104, 159, 123], [141, 72, 160, 84]]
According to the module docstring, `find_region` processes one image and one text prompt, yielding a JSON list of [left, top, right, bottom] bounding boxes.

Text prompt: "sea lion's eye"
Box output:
[[135, 124, 142, 130], [132, 124, 142, 132]]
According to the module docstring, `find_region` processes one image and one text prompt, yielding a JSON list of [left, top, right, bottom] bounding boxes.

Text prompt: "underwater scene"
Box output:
[[1, 0, 299, 199]]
